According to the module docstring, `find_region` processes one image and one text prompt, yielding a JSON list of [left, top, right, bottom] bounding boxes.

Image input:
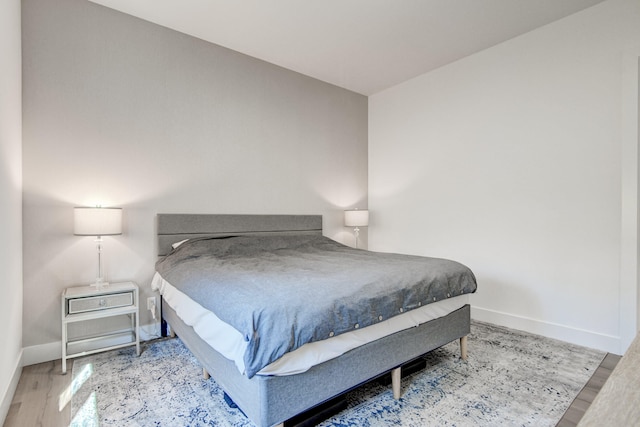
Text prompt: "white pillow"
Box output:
[[172, 239, 189, 249]]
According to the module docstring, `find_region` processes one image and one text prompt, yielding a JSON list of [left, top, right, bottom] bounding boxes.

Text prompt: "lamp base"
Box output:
[[90, 281, 110, 289]]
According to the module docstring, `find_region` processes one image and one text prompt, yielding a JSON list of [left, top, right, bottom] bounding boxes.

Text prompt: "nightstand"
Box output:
[[61, 281, 141, 374]]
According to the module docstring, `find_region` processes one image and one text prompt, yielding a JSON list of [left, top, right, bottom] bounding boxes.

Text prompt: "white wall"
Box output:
[[22, 0, 368, 363], [0, 0, 23, 422], [369, 0, 640, 354]]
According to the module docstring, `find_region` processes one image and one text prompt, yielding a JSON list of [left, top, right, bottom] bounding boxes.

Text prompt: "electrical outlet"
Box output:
[[147, 296, 156, 311]]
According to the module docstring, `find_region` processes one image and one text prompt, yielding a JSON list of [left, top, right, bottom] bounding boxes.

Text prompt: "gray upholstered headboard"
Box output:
[[157, 214, 323, 256]]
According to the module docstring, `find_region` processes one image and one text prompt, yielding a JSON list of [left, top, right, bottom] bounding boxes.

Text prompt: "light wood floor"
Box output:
[[556, 353, 621, 427], [4, 359, 72, 427], [3, 353, 619, 427]]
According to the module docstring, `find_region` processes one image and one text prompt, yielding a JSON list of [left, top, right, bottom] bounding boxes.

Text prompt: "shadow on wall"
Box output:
[[468, 274, 541, 329]]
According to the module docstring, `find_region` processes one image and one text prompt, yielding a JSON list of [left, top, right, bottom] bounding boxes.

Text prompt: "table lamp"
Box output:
[[74, 206, 122, 287], [344, 209, 369, 249]]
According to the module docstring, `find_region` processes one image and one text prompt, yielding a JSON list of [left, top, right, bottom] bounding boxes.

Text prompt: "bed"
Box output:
[[152, 213, 477, 427]]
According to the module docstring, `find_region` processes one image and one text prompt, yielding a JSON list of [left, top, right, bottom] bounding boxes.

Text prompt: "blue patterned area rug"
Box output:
[[70, 321, 604, 427]]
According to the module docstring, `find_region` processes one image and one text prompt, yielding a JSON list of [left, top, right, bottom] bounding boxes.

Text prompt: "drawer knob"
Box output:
[[99, 299, 106, 307]]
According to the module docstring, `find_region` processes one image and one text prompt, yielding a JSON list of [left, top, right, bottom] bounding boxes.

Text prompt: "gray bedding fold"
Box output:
[[155, 234, 477, 378]]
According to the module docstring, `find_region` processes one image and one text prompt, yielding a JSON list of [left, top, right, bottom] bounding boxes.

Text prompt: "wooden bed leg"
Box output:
[[460, 335, 468, 360], [203, 367, 210, 380], [391, 367, 402, 399], [273, 424, 284, 427], [170, 329, 176, 338]]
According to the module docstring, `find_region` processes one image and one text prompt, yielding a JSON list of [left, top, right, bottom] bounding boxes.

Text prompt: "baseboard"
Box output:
[[139, 321, 162, 342], [471, 306, 621, 355], [22, 311, 621, 368], [22, 322, 162, 366], [0, 349, 23, 426], [22, 341, 60, 366]]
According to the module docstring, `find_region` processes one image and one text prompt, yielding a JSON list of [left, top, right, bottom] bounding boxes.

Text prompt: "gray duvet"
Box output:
[[155, 234, 477, 378]]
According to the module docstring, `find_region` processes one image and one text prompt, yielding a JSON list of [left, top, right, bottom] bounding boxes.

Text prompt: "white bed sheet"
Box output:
[[151, 272, 468, 376]]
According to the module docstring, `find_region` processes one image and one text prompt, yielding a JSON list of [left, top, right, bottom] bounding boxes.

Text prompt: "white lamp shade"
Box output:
[[344, 209, 369, 227], [74, 207, 123, 236]]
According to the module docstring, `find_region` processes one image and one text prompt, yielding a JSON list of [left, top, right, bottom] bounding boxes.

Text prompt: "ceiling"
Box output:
[[88, 0, 605, 95]]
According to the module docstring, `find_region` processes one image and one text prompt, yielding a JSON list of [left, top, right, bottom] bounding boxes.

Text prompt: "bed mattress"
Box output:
[[152, 272, 469, 376]]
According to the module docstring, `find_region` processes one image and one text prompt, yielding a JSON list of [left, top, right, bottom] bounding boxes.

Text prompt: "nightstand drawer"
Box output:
[[68, 291, 133, 314]]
